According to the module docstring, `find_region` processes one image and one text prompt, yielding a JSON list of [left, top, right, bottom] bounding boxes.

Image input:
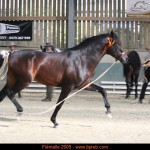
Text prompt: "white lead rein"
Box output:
[[0, 50, 9, 80]]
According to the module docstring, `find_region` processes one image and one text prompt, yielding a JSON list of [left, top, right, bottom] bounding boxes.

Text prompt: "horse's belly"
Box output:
[[34, 74, 62, 87]]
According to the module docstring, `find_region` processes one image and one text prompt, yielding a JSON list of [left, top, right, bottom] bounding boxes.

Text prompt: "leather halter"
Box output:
[[104, 37, 115, 50]]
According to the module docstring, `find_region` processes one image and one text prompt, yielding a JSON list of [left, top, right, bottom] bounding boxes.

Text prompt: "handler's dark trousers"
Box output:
[[42, 86, 53, 101], [139, 68, 150, 101], [139, 81, 149, 100]]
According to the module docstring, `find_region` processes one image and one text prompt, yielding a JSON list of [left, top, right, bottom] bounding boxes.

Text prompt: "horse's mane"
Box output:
[[68, 33, 109, 51]]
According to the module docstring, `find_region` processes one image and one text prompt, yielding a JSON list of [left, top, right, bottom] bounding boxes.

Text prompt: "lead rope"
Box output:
[[0, 51, 9, 80], [20, 60, 117, 116]]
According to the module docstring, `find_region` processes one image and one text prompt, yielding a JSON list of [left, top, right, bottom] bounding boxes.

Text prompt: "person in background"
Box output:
[[41, 42, 60, 102], [8, 42, 17, 53], [8, 42, 22, 98], [139, 46, 150, 103]]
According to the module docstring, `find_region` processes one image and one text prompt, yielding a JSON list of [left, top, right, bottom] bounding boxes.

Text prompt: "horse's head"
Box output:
[[104, 31, 128, 64]]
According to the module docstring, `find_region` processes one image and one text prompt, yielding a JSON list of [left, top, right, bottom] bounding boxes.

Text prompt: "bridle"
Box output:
[[116, 51, 127, 62], [105, 37, 126, 62], [104, 37, 115, 50]]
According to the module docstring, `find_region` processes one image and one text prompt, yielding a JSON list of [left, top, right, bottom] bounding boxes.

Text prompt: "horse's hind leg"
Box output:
[[0, 85, 7, 102], [51, 87, 72, 127], [0, 85, 23, 111], [6, 88, 23, 112], [86, 84, 111, 117], [125, 80, 131, 99], [125, 72, 132, 99], [130, 75, 134, 88], [18, 92, 22, 98], [7, 78, 32, 112], [134, 74, 139, 99]]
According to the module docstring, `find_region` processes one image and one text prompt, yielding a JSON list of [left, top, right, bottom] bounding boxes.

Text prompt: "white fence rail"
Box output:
[[1, 81, 150, 95], [99, 81, 150, 94]]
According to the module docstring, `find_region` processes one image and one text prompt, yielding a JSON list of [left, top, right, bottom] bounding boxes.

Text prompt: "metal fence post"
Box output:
[[67, 0, 75, 49]]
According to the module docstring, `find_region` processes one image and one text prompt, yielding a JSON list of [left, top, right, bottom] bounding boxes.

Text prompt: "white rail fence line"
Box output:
[[22, 81, 150, 95], [1, 81, 149, 94]]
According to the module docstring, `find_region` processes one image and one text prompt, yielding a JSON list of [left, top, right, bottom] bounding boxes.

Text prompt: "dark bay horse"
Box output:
[[123, 50, 141, 99], [0, 31, 128, 127]]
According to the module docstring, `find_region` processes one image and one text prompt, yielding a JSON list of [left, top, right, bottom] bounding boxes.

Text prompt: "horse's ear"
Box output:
[[110, 30, 114, 37], [110, 30, 118, 40]]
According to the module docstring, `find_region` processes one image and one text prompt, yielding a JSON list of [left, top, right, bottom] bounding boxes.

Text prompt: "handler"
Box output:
[[139, 46, 150, 103], [41, 42, 60, 102], [8, 42, 17, 53]]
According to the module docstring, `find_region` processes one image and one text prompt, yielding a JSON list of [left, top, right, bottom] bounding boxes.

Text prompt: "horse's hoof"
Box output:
[[16, 112, 22, 121], [17, 116, 20, 121], [53, 123, 59, 128], [51, 118, 59, 128], [17, 108, 23, 112], [106, 111, 112, 118], [105, 111, 112, 118], [107, 113, 112, 118]]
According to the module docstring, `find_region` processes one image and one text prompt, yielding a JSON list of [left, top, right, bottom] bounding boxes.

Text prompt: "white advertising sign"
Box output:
[[127, 0, 150, 15], [0, 23, 20, 34]]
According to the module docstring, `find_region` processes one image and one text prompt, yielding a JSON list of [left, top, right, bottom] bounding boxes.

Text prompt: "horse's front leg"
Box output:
[[51, 87, 72, 128], [86, 84, 111, 117], [6, 89, 23, 112], [125, 80, 130, 99]]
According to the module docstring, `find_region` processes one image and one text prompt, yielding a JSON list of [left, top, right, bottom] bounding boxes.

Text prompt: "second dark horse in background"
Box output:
[[123, 50, 141, 99]]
